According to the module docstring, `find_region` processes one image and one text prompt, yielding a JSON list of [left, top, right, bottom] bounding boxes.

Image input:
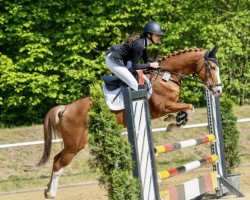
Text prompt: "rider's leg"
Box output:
[[105, 56, 138, 91]]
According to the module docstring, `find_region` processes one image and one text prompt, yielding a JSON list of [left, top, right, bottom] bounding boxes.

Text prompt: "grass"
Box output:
[[0, 105, 249, 193]]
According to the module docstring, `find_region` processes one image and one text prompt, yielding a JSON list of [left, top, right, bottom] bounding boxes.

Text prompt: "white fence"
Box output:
[[0, 118, 249, 149]]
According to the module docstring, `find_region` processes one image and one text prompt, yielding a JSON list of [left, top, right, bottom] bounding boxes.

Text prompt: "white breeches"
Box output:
[[105, 54, 138, 91]]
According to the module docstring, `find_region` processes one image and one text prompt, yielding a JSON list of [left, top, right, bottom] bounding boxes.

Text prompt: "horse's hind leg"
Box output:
[[44, 134, 87, 199], [44, 150, 64, 199], [44, 149, 79, 199]]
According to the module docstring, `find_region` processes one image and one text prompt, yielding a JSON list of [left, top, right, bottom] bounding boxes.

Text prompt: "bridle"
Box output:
[[195, 59, 222, 90], [146, 57, 222, 90]]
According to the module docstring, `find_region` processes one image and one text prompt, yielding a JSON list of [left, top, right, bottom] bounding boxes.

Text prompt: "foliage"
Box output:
[[88, 83, 140, 200], [0, 0, 249, 126], [220, 95, 241, 173]]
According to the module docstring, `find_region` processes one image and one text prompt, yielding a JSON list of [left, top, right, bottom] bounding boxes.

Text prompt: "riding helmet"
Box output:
[[143, 22, 165, 35]]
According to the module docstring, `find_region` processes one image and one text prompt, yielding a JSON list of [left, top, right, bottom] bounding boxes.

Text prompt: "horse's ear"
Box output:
[[209, 45, 219, 59]]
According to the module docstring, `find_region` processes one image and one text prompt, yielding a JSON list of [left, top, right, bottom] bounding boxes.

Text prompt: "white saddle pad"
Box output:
[[103, 75, 152, 111]]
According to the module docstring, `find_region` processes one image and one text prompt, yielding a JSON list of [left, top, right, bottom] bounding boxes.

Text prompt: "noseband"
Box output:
[[196, 59, 222, 90]]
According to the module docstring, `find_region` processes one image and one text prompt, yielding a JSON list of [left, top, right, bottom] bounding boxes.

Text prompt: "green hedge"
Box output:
[[220, 96, 241, 173], [88, 83, 140, 199]]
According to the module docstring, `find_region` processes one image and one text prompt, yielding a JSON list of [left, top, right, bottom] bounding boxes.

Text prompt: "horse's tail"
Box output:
[[36, 106, 65, 167]]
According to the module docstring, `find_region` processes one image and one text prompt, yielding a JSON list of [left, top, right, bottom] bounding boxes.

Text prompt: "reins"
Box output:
[[144, 67, 203, 87]]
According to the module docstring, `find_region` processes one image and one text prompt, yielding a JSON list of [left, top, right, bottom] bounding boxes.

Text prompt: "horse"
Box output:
[[37, 46, 222, 199]]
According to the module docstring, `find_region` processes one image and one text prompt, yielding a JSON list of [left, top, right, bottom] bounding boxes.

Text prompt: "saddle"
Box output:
[[103, 70, 145, 91], [102, 75, 123, 91]]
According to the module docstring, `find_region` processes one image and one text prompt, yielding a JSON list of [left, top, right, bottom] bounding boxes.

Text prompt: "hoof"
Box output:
[[166, 123, 176, 132], [176, 111, 188, 125], [176, 118, 188, 126], [44, 189, 55, 199], [164, 114, 175, 122]]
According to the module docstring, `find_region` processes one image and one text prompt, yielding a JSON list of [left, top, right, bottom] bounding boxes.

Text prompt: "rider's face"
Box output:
[[152, 34, 161, 44]]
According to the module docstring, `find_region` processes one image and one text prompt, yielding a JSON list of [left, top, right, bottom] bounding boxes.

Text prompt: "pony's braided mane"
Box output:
[[158, 48, 204, 62]]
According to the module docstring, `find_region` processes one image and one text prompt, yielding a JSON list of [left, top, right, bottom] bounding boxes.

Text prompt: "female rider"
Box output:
[[105, 21, 165, 91]]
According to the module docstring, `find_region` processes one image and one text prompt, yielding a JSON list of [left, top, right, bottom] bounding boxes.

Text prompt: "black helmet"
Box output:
[[143, 21, 165, 36]]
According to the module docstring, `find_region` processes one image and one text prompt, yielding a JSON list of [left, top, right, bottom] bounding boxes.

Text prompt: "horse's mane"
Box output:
[[158, 48, 204, 62]]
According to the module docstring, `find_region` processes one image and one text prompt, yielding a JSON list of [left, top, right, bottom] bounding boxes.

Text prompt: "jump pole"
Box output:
[[154, 134, 215, 154], [157, 154, 218, 181]]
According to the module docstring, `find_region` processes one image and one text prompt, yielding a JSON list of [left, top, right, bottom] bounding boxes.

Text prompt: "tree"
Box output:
[[0, 0, 249, 126]]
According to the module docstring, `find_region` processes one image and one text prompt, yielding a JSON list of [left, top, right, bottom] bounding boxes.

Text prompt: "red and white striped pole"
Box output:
[[154, 134, 215, 155], [157, 155, 218, 181]]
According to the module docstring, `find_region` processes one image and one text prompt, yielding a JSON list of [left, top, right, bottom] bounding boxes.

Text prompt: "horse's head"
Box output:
[[157, 46, 222, 96], [196, 46, 222, 96]]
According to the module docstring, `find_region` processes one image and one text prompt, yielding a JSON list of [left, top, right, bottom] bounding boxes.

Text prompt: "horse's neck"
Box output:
[[163, 60, 196, 75], [161, 51, 204, 75]]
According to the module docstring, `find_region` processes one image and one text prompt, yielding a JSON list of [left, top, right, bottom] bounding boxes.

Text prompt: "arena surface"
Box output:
[[1, 165, 250, 200]]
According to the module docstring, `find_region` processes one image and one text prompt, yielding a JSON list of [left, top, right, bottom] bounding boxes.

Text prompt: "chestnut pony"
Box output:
[[38, 46, 222, 199]]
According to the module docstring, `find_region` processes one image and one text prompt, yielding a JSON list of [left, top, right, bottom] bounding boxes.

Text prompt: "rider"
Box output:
[[105, 21, 165, 91]]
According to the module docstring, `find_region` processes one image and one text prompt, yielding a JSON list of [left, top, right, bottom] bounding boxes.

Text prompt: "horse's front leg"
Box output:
[[164, 101, 194, 113], [162, 102, 194, 131], [150, 100, 194, 118]]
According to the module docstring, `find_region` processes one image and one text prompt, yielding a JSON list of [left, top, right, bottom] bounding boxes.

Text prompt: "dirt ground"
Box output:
[[0, 165, 249, 200]]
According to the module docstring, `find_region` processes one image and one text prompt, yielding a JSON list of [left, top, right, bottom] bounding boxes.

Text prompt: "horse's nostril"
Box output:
[[217, 89, 222, 95]]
